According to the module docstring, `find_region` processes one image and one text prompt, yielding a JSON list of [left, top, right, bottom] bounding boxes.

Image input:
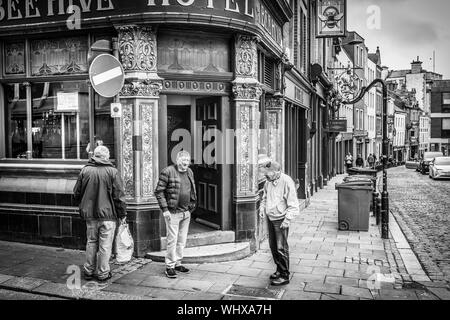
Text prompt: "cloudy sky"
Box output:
[[347, 0, 450, 78]]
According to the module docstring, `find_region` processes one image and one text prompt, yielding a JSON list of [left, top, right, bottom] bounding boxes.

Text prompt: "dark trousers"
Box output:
[[267, 218, 290, 279]]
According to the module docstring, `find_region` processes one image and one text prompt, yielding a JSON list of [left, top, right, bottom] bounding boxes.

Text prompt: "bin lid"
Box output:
[[343, 175, 375, 182], [348, 167, 378, 175], [335, 183, 373, 190]]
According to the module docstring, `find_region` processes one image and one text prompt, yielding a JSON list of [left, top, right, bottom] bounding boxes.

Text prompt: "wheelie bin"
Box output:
[[335, 181, 372, 231]]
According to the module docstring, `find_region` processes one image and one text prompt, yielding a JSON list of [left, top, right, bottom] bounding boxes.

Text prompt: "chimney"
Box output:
[[411, 56, 423, 74]]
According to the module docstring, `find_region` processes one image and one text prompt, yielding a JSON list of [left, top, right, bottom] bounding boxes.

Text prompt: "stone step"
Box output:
[[146, 242, 251, 264], [160, 230, 235, 250]]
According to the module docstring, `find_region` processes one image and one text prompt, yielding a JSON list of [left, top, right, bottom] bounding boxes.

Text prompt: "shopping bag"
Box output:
[[115, 221, 134, 264]]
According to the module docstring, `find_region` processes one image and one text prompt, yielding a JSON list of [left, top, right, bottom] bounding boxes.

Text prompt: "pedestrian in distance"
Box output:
[[356, 154, 364, 167], [367, 153, 375, 169], [73, 145, 127, 282], [345, 153, 353, 173], [259, 159, 299, 286], [154, 150, 197, 279]]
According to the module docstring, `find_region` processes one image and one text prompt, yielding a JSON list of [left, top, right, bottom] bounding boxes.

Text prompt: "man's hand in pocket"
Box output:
[[163, 211, 171, 221]]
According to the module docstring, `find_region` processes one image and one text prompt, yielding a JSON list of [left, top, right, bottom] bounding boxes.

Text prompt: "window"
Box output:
[[443, 93, 450, 105], [2, 35, 115, 160], [443, 119, 450, 130]]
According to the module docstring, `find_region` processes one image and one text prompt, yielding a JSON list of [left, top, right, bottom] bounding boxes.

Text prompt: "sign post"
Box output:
[[89, 53, 125, 98]]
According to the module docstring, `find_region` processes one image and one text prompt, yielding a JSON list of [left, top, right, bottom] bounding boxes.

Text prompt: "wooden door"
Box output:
[[191, 97, 222, 229], [167, 105, 190, 165]]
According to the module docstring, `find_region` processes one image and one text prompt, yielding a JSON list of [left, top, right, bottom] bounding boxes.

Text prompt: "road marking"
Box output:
[[92, 66, 122, 86]]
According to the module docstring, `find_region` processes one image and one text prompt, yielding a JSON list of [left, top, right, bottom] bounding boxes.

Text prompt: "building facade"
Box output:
[[0, 0, 295, 256], [430, 80, 450, 156], [386, 58, 442, 158]]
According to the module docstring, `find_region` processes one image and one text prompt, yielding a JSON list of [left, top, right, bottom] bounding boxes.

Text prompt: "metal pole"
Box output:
[[341, 78, 389, 238], [381, 82, 389, 239]]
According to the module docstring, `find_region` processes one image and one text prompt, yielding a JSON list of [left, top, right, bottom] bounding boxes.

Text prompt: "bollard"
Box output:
[[376, 196, 381, 225], [372, 192, 379, 217]]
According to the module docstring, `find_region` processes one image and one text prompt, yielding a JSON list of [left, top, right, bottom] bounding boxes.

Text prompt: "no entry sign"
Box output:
[[89, 54, 125, 98]]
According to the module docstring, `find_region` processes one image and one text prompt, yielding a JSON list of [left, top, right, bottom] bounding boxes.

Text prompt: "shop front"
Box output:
[[0, 0, 292, 256]]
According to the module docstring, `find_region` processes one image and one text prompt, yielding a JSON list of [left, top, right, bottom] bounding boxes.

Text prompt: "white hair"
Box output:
[[176, 150, 191, 160], [94, 145, 110, 160]]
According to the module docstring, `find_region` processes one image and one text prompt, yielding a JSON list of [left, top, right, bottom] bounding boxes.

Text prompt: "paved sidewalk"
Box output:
[[0, 174, 448, 300]]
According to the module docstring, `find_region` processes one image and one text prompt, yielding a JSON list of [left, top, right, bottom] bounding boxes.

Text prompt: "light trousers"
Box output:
[[164, 211, 191, 269], [84, 220, 117, 280]]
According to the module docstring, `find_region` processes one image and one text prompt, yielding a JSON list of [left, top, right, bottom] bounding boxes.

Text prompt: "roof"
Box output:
[[368, 54, 378, 64], [387, 70, 410, 79], [394, 106, 406, 113], [431, 79, 450, 88]]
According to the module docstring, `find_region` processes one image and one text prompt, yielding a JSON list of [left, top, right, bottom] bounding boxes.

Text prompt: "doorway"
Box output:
[[165, 95, 227, 232]]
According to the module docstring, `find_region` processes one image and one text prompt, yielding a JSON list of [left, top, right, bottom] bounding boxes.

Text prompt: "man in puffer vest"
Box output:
[[155, 151, 197, 278], [73, 146, 127, 282]]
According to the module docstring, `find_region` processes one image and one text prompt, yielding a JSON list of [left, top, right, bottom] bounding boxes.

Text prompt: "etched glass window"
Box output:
[[157, 33, 230, 74], [30, 37, 88, 76], [4, 42, 25, 75]]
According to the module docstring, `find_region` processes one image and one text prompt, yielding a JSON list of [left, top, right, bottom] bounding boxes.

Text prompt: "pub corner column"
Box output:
[[232, 34, 262, 251], [116, 24, 163, 256]]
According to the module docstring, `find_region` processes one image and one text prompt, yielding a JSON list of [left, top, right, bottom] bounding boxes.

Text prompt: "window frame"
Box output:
[[1, 33, 116, 163]]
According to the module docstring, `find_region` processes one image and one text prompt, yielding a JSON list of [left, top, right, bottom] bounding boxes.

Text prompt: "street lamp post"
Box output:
[[342, 79, 390, 239]]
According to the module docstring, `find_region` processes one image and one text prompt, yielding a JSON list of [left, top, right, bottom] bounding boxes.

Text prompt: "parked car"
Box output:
[[429, 157, 450, 180], [418, 152, 444, 174], [405, 159, 419, 170]]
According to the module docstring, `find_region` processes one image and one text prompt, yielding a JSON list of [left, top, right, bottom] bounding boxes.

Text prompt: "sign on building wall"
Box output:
[[328, 119, 347, 132], [316, 0, 347, 38], [0, 0, 255, 27]]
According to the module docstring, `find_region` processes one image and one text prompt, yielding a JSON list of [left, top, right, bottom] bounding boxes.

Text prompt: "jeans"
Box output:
[[267, 218, 290, 279], [164, 211, 191, 269], [84, 220, 117, 280]]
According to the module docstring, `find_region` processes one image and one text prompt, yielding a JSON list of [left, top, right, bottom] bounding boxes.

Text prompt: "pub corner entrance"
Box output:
[[164, 95, 231, 234]]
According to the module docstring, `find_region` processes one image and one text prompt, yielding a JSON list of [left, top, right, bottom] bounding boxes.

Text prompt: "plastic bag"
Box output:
[[115, 221, 134, 264]]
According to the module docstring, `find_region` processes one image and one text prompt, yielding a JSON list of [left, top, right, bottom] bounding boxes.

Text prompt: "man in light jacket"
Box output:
[[259, 160, 299, 286], [73, 146, 127, 282]]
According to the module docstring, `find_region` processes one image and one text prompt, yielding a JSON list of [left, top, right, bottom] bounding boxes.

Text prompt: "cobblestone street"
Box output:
[[388, 166, 450, 284]]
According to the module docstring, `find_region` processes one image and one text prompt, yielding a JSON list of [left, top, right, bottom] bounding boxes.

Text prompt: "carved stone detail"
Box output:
[[235, 35, 258, 78], [266, 109, 282, 165], [142, 103, 153, 198], [120, 80, 163, 97], [265, 97, 283, 109], [232, 82, 262, 101], [238, 105, 251, 193], [121, 103, 134, 198], [117, 25, 157, 72], [236, 105, 258, 194]]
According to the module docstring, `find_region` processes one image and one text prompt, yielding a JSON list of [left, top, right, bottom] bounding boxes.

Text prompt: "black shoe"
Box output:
[[271, 277, 290, 286], [165, 268, 177, 278], [270, 271, 281, 280], [84, 273, 94, 281], [96, 272, 112, 282], [175, 265, 190, 274]]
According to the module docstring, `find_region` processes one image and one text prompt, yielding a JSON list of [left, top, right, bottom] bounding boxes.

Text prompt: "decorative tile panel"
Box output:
[[121, 103, 134, 198], [235, 35, 258, 79], [117, 25, 157, 73], [141, 103, 153, 198]]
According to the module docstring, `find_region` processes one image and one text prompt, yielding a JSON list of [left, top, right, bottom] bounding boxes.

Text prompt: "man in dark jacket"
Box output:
[[154, 151, 197, 278], [73, 146, 127, 282]]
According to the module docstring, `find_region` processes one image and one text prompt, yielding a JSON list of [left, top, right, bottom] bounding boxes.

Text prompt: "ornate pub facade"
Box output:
[[0, 0, 292, 256]]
